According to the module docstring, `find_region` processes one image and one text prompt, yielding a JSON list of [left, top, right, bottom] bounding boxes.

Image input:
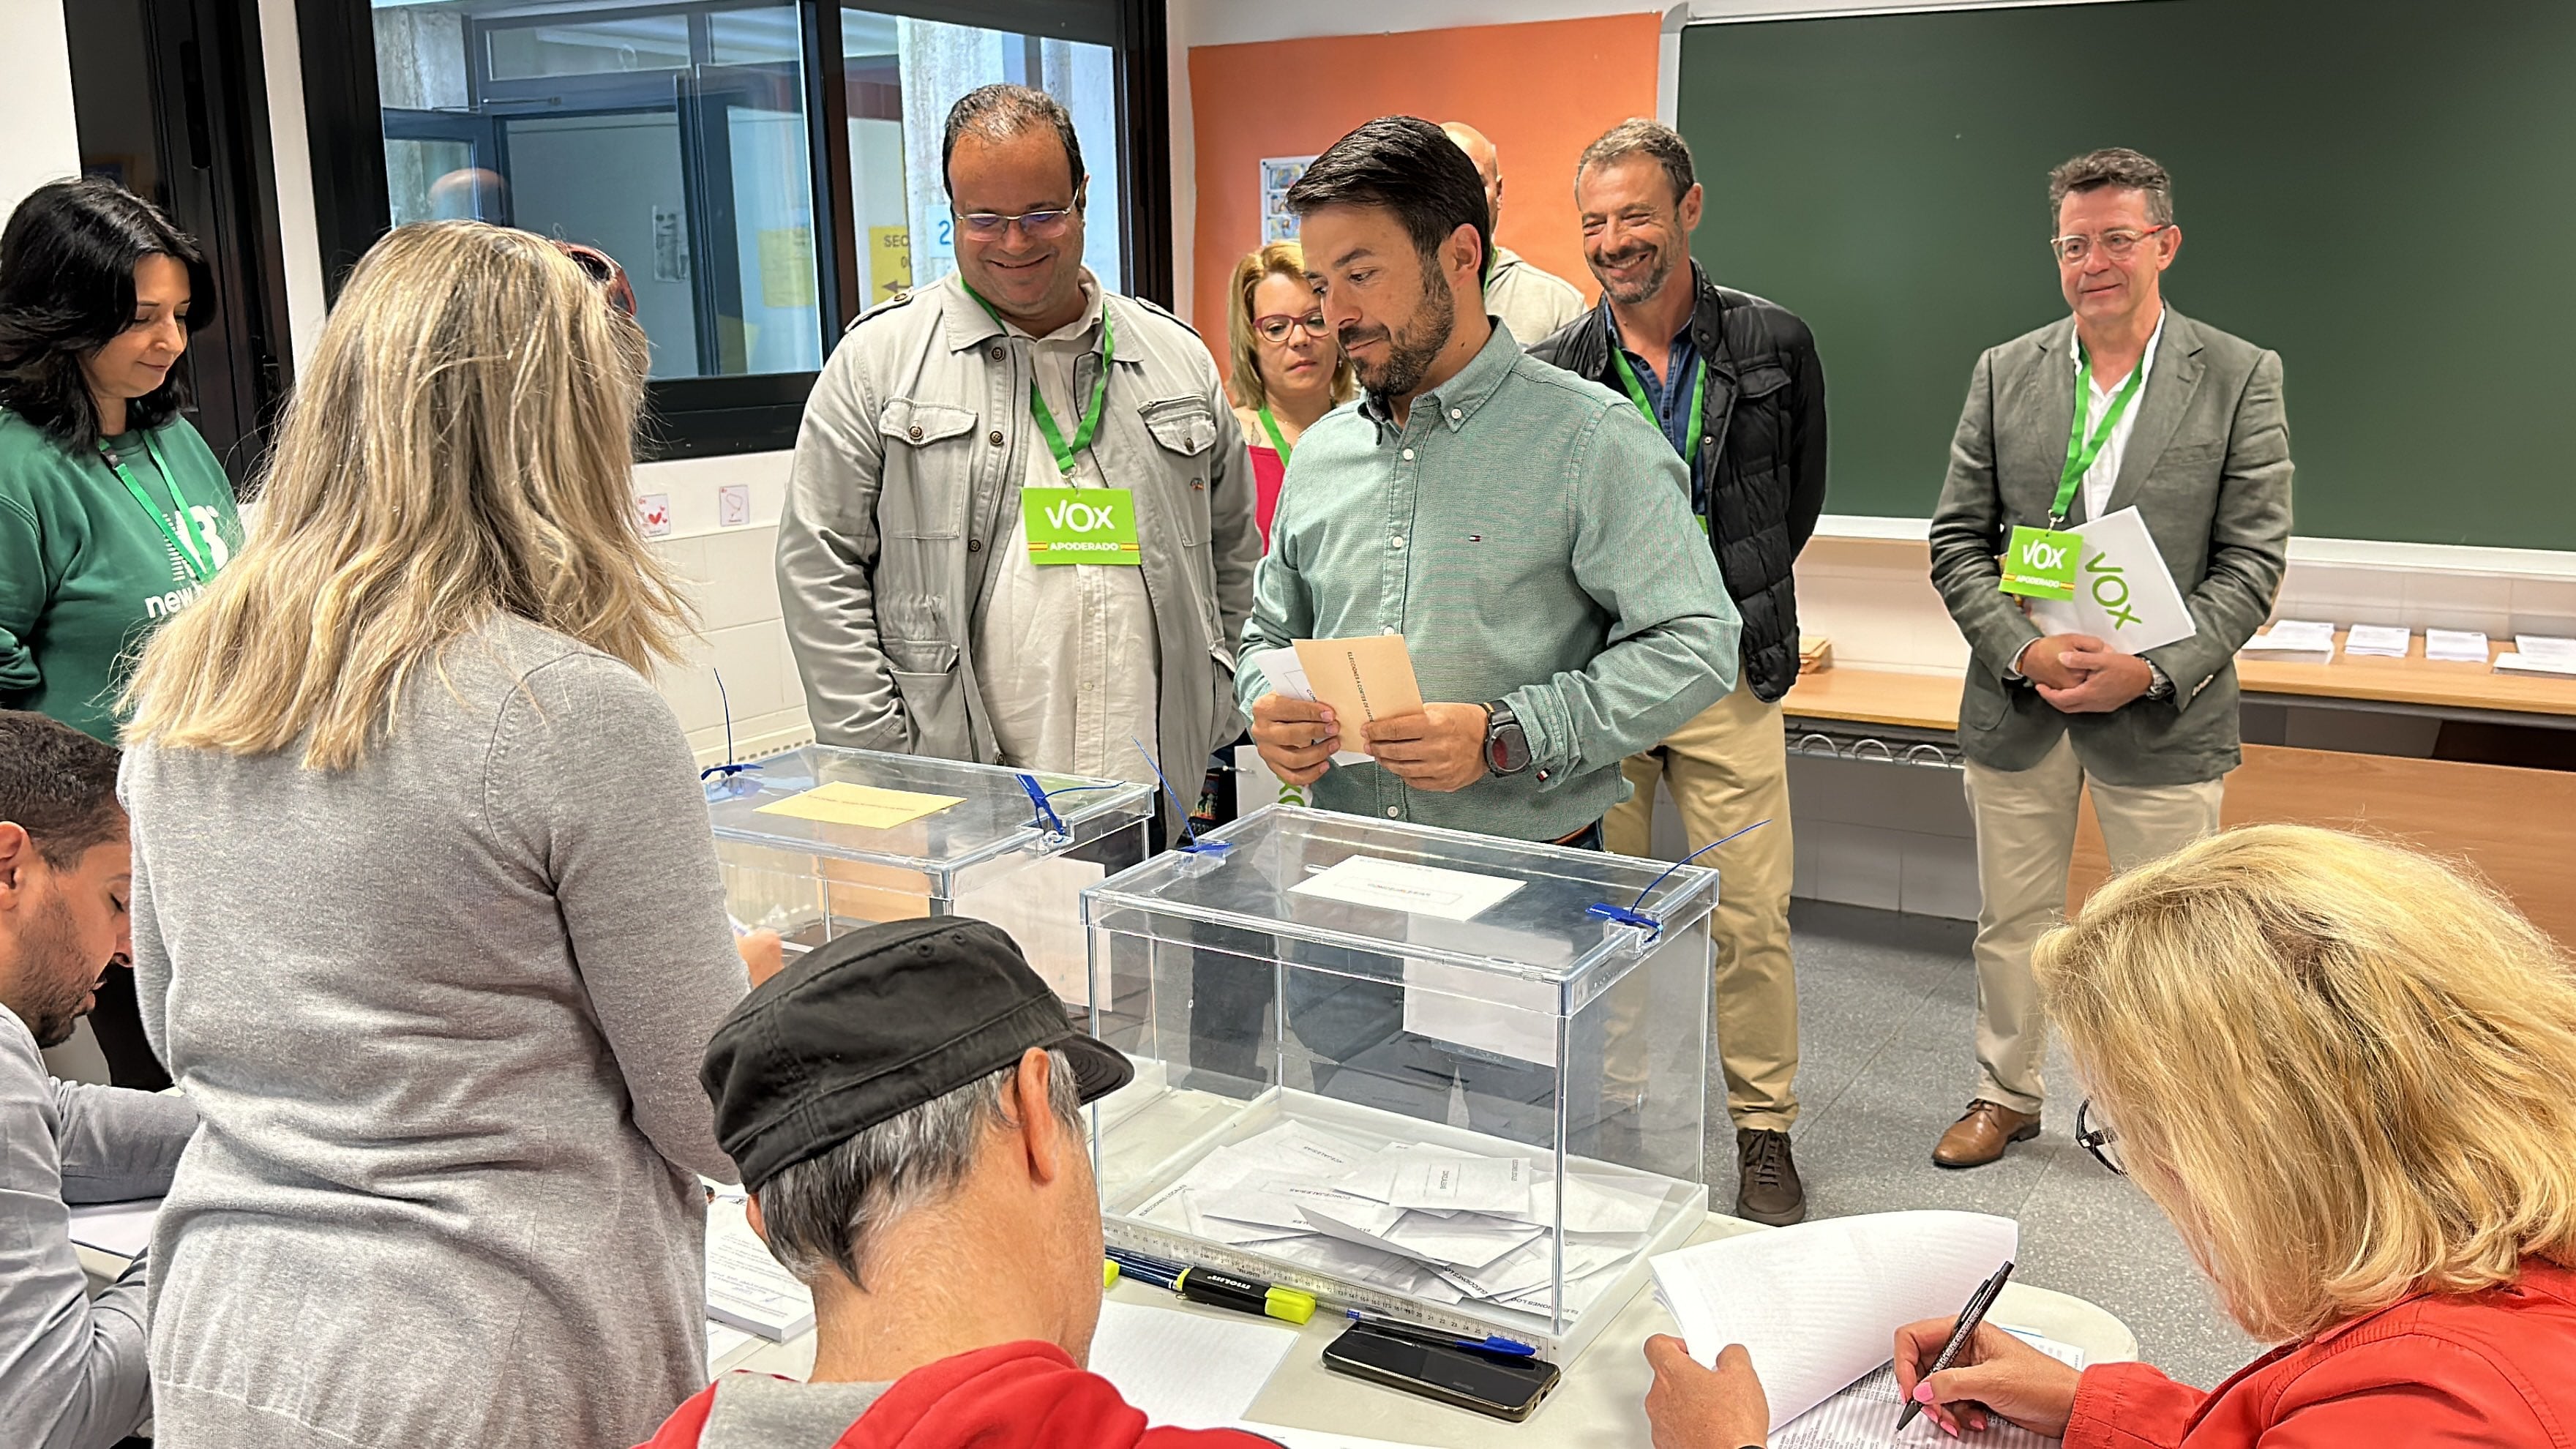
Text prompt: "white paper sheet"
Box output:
[[1238, 1426, 1441, 1449], [66, 1198, 158, 1257], [705, 1207, 816, 1340], [1245, 647, 1370, 765], [1387, 1156, 1533, 1216], [2023, 506, 2196, 654], [2515, 634, 2576, 664], [1771, 1331, 2085, 1449], [953, 853, 1104, 1007], [1290, 855, 1525, 923], [2426, 629, 2492, 663], [2343, 624, 2411, 657], [1650, 1210, 2018, 1430], [2240, 619, 2337, 656], [704, 1319, 756, 1370], [1088, 1300, 1298, 1429], [2495, 651, 2576, 678]]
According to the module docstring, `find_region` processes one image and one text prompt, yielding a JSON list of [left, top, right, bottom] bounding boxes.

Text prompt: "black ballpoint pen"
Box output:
[[1894, 1260, 2015, 1436]]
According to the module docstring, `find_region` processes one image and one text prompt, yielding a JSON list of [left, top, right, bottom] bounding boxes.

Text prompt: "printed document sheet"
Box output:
[[755, 782, 963, 830], [1089, 1300, 1298, 1429], [1290, 855, 1524, 923], [1773, 1331, 2086, 1449]]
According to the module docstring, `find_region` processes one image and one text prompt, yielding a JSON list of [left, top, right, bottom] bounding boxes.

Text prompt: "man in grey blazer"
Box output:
[[1926, 149, 2292, 1167]]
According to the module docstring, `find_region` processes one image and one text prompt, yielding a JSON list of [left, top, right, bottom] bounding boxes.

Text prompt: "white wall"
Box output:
[[0, 3, 80, 217]]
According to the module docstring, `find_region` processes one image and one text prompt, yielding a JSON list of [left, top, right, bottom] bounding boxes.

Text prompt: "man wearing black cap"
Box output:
[[642, 916, 1281, 1448]]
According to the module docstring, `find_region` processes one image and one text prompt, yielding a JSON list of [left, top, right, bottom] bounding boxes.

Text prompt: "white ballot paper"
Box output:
[[1090, 1300, 1298, 1430], [1772, 1330, 2086, 1449], [67, 1198, 160, 1257], [2240, 619, 2337, 659], [1650, 1210, 2019, 1430], [2024, 506, 2195, 654], [2343, 624, 2411, 658], [2426, 629, 2491, 663], [705, 1203, 816, 1340], [1291, 855, 1524, 923], [1245, 647, 1370, 765]]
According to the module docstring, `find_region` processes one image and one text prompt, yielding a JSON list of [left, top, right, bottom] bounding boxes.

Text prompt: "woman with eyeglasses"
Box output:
[[1224, 242, 1354, 545], [1647, 825, 2576, 1449]]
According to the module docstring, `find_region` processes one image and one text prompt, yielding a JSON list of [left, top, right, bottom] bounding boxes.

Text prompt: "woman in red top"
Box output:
[[1223, 242, 1352, 547], [1645, 825, 2576, 1448]]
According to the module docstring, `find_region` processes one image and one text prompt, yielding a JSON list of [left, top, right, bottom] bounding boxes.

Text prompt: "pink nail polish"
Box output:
[[1912, 1383, 1936, 1404], [1941, 1420, 1961, 1439]]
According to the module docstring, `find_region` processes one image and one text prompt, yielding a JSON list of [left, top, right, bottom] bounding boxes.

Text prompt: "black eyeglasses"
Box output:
[[2075, 1098, 2124, 1175]]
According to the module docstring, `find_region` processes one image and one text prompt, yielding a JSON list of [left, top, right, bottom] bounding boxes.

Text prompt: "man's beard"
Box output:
[[1590, 240, 1677, 306], [1344, 269, 1458, 400], [12, 892, 100, 1049]]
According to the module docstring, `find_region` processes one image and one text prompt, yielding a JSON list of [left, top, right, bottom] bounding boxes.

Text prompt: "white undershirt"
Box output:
[[2071, 307, 2165, 522], [973, 274, 1163, 787]]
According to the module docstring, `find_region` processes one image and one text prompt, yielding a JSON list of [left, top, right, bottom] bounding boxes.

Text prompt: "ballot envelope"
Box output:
[[1081, 804, 1717, 1360], [704, 745, 1152, 1006]]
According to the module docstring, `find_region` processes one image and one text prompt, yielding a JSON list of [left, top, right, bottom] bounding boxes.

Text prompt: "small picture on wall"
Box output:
[[1260, 156, 1317, 244]]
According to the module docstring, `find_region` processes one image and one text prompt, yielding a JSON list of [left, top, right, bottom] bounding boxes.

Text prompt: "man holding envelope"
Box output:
[[1238, 116, 1738, 845], [1925, 149, 2292, 1167]]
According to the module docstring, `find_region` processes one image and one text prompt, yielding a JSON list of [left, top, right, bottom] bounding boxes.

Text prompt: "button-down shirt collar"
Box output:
[[941, 267, 1104, 352], [1358, 318, 1520, 441], [2069, 305, 2165, 521], [1608, 302, 1707, 503]]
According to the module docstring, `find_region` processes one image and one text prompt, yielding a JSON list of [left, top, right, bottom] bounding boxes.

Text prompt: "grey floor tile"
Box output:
[[1699, 900, 2265, 1390]]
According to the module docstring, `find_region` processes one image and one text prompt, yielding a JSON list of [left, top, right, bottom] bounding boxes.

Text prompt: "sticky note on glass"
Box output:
[[755, 782, 962, 830]]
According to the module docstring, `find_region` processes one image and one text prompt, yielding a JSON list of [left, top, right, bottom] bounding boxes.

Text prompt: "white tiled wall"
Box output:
[[1783, 520, 2576, 920], [634, 452, 817, 767]]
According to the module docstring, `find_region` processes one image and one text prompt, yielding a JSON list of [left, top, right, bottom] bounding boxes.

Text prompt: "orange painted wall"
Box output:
[[1186, 12, 1660, 375]]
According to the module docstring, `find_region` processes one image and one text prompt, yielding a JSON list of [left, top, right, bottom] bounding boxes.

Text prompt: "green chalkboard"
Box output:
[[1676, 0, 2576, 548]]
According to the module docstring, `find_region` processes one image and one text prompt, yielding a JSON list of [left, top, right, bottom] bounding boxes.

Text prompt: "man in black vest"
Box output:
[[1530, 119, 1827, 1225]]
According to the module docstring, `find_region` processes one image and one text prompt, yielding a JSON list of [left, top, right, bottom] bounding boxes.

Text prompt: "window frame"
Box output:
[[293, 0, 1173, 460]]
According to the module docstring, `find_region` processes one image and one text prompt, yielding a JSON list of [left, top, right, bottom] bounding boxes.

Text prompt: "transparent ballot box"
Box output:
[[705, 746, 1153, 1005], [1082, 804, 1717, 1360]]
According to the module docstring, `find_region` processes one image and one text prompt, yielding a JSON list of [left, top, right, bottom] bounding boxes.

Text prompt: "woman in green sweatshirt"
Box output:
[[0, 179, 239, 1090], [0, 179, 239, 747]]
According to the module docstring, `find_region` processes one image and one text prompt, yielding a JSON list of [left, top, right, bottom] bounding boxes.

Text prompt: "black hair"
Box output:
[[1286, 116, 1492, 285], [0, 178, 217, 447], [941, 85, 1087, 205], [0, 711, 124, 869]]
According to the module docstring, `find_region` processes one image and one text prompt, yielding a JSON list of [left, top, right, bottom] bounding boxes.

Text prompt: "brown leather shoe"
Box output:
[[1933, 1100, 2042, 1169]]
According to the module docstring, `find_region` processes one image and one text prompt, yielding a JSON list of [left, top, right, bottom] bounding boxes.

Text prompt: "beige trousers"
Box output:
[[1963, 735, 2224, 1114], [1603, 687, 1800, 1131]]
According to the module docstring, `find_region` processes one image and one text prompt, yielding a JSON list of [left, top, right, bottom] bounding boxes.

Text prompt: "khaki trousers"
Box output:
[[1603, 687, 1800, 1131], [1963, 735, 2224, 1114]]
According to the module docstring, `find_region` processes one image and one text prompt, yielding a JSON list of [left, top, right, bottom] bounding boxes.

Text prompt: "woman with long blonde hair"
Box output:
[[1644, 825, 2576, 1449], [121, 222, 771, 1448]]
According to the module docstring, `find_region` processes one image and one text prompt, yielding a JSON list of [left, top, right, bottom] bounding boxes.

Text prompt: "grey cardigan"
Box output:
[[1928, 307, 2293, 787], [124, 615, 749, 1449], [775, 271, 1261, 833]]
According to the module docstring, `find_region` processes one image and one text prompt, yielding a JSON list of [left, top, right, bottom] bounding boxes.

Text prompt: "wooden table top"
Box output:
[[1781, 632, 2576, 730]]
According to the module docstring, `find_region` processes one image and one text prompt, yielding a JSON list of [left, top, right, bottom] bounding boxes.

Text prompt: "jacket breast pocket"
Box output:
[[877, 397, 978, 539], [1139, 396, 1218, 545], [1734, 363, 1794, 401]]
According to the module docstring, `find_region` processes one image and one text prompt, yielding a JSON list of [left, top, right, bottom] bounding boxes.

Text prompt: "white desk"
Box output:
[[719, 1210, 2138, 1449]]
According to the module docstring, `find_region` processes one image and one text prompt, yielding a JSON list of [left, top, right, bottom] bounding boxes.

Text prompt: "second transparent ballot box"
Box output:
[[1081, 804, 1718, 1360], [705, 745, 1153, 1005]]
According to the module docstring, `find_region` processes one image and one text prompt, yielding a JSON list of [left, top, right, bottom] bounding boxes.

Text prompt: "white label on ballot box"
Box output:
[[1292, 855, 1524, 922], [954, 854, 1104, 1007], [2023, 506, 2195, 654], [1398, 914, 1573, 1067]]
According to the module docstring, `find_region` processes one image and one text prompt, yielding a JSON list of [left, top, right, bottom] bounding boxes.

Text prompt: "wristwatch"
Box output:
[[1482, 700, 1531, 776], [2143, 658, 2176, 702]]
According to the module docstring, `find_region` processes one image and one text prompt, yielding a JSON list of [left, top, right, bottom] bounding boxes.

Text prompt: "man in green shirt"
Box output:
[[1240, 116, 1739, 843]]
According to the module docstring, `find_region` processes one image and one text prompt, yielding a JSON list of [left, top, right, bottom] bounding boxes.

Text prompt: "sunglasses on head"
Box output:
[[550, 240, 638, 319]]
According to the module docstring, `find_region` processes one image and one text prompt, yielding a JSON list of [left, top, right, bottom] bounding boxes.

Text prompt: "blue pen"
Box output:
[[1344, 1308, 1538, 1358]]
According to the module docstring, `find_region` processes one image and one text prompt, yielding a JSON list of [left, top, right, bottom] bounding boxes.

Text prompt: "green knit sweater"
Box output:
[[0, 409, 242, 741]]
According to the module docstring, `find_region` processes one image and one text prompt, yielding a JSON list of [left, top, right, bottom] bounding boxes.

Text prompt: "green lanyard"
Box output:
[[1256, 404, 1292, 464], [2052, 348, 2149, 526], [1610, 347, 1707, 498], [967, 284, 1115, 476], [97, 431, 213, 583]]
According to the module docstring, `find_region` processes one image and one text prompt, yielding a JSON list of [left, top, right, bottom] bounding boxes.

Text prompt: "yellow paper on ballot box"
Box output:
[[755, 782, 963, 831]]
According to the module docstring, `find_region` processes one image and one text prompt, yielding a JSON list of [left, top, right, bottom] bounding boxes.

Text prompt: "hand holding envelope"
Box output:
[[1252, 637, 1466, 787]]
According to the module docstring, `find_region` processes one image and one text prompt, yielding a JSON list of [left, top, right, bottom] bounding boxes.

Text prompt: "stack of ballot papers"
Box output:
[[1133, 1119, 1674, 1321], [2342, 624, 2411, 658], [1649, 1210, 2021, 1432], [706, 1202, 815, 1340], [2496, 634, 2576, 678], [2426, 629, 2492, 663], [2239, 619, 2337, 660]]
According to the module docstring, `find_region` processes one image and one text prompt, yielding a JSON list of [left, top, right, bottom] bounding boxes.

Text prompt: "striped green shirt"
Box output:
[[1238, 323, 1740, 842]]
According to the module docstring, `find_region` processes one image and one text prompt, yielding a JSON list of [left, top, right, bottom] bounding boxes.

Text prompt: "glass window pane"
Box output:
[[370, 0, 822, 381]]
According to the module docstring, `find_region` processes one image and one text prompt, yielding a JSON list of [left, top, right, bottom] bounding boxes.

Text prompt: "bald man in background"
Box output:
[[1441, 121, 1588, 345]]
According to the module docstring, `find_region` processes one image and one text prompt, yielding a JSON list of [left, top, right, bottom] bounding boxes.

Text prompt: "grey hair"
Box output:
[[1576, 119, 1696, 208], [2048, 147, 2174, 228], [941, 83, 1087, 203], [755, 1048, 1082, 1289]]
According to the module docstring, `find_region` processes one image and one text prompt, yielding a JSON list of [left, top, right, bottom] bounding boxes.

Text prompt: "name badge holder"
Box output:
[[2000, 348, 2145, 601]]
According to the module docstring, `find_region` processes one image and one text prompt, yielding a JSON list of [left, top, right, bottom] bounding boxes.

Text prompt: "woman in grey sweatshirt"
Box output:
[[116, 223, 760, 1448]]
